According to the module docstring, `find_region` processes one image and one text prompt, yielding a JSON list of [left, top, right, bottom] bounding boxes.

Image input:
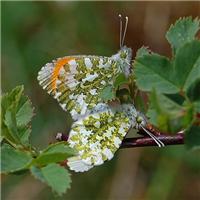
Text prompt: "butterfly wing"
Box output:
[[67, 104, 131, 172], [37, 55, 122, 120]]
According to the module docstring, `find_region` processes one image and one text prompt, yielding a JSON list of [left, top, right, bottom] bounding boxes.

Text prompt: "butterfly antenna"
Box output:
[[122, 16, 128, 47], [118, 14, 122, 48], [141, 125, 165, 147]]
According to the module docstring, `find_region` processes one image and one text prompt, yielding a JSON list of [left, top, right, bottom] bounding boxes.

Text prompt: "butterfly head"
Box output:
[[121, 104, 147, 129], [119, 46, 132, 61], [111, 46, 132, 77]]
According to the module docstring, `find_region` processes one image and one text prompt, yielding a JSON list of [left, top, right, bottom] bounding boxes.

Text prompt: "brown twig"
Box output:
[[56, 131, 184, 148], [121, 133, 184, 148]]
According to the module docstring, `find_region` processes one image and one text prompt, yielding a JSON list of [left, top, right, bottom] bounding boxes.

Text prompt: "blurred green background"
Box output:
[[1, 1, 200, 200]]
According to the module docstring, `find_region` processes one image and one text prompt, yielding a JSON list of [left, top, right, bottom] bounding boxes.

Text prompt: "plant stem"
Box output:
[[56, 132, 184, 148], [121, 133, 184, 148]]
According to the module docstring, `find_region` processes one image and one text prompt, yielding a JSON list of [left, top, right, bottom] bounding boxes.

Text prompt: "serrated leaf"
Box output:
[[174, 40, 200, 91], [3, 107, 21, 145], [136, 46, 151, 58], [1, 86, 24, 142], [134, 41, 200, 94], [100, 85, 116, 102], [31, 164, 71, 196], [185, 126, 200, 150], [114, 73, 129, 89], [134, 54, 179, 94], [1, 86, 24, 116], [186, 78, 200, 102], [1, 85, 34, 147], [1, 144, 32, 174], [30, 166, 46, 182], [166, 17, 200, 53], [3, 105, 31, 148], [32, 142, 77, 166], [16, 96, 34, 127]]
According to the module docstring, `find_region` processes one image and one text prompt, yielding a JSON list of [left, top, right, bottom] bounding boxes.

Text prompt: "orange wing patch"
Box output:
[[51, 57, 73, 91]]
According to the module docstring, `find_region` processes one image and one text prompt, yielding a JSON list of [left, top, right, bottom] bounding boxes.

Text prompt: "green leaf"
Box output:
[[173, 40, 200, 91], [194, 101, 200, 112], [186, 78, 200, 102], [135, 46, 151, 58], [31, 164, 71, 196], [1, 86, 24, 144], [32, 142, 76, 166], [16, 96, 34, 127], [134, 41, 200, 94], [30, 166, 46, 182], [3, 107, 21, 145], [166, 17, 200, 53], [134, 54, 179, 93], [185, 126, 200, 150], [18, 127, 31, 146], [114, 73, 129, 89], [1, 144, 32, 174], [1, 85, 24, 116], [1, 85, 34, 147], [147, 90, 186, 133], [100, 85, 115, 102], [164, 93, 185, 106]]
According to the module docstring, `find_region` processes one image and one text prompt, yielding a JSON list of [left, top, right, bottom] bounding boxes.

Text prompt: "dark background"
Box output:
[[2, 1, 200, 200]]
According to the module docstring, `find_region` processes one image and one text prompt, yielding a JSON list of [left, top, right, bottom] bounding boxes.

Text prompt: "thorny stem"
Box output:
[[56, 131, 184, 148]]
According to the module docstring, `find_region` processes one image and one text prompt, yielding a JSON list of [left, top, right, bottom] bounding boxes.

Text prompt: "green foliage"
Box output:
[[166, 17, 200, 54], [147, 90, 193, 133], [186, 78, 200, 102], [134, 54, 178, 93], [185, 126, 200, 150], [134, 40, 200, 94], [135, 46, 151, 57], [174, 40, 200, 91], [31, 164, 71, 196], [32, 142, 77, 166], [1, 86, 76, 196], [1, 86, 34, 148], [134, 17, 200, 148], [1, 143, 32, 173]]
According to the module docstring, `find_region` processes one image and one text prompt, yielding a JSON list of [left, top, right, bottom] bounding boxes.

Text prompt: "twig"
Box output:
[[56, 132, 184, 148], [121, 133, 184, 148]]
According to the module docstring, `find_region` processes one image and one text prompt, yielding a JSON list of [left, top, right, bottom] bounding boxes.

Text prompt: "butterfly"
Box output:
[[37, 14, 164, 172]]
